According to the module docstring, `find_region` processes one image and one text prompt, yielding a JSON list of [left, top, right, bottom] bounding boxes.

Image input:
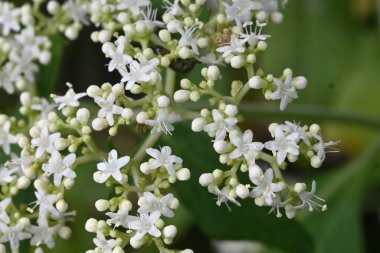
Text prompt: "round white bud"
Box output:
[[16, 176, 30, 189], [47, 1, 59, 14], [86, 85, 102, 97], [213, 140, 229, 154], [285, 205, 296, 219], [65, 26, 79, 40], [311, 156, 322, 168], [213, 169, 223, 179], [207, 65, 220, 81], [179, 47, 192, 59], [140, 162, 151, 174], [92, 118, 108, 131], [271, 12, 284, 23], [163, 225, 177, 238], [257, 41, 267, 51], [231, 55, 245, 69], [167, 20, 181, 33], [95, 199, 110, 212], [174, 90, 190, 103], [76, 108, 90, 125], [20, 92, 32, 106], [246, 54, 256, 64], [249, 76, 264, 89], [130, 236, 146, 249], [17, 136, 29, 149], [161, 56, 170, 67], [58, 226, 72, 239], [159, 29, 172, 42], [248, 164, 262, 180], [136, 111, 149, 124], [157, 95, 170, 108], [294, 183, 306, 194], [292, 76, 308, 89], [197, 37, 208, 48], [112, 83, 125, 96], [236, 184, 249, 199], [268, 123, 279, 136], [98, 30, 111, 43], [39, 51, 51, 64], [169, 198, 179, 209], [63, 178, 75, 189], [180, 249, 194, 253], [199, 173, 214, 186], [176, 168, 191, 181], [56, 200, 68, 213], [112, 246, 125, 253], [189, 91, 200, 101], [122, 108, 133, 120], [155, 219, 165, 229], [85, 218, 98, 233], [224, 104, 238, 117], [309, 123, 320, 134], [191, 118, 206, 132], [283, 68, 293, 77]]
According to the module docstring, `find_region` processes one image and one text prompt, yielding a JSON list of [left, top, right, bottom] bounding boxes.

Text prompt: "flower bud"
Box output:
[[207, 66, 220, 81], [176, 168, 191, 181], [236, 184, 249, 199], [76, 108, 90, 125], [213, 140, 229, 154], [174, 90, 190, 103], [294, 183, 306, 194], [179, 47, 192, 59], [92, 118, 108, 131], [159, 29, 171, 42], [59, 226, 72, 239], [85, 218, 98, 233], [231, 55, 245, 69], [136, 111, 149, 124], [95, 199, 110, 212], [130, 236, 146, 249], [249, 76, 264, 89], [157, 95, 170, 108], [311, 156, 322, 168], [224, 104, 238, 117], [309, 124, 320, 134], [56, 200, 68, 213], [191, 117, 206, 132], [163, 225, 177, 238], [199, 173, 214, 186], [87, 85, 102, 97]]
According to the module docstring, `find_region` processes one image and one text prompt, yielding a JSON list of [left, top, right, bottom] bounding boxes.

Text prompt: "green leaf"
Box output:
[[299, 138, 380, 253], [36, 34, 66, 98], [163, 123, 313, 253]]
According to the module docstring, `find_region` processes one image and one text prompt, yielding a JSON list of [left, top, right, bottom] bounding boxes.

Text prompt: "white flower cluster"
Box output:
[[0, 0, 338, 252]]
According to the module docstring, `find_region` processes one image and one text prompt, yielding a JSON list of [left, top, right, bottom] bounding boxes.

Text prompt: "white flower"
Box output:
[[137, 5, 164, 30], [9, 48, 38, 81], [312, 134, 339, 161], [31, 98, 56, 119], [106, 208, 130, 228], [0, 198, 11, 224], [0, 2, 20, 36], [10, 149, 33, 175], [0, 223, 31, 252], [223, 0, 260, 27], [144, 109, 181, 135], [0, 121, 17, 155], [95, 149, 130, 183], [250, 168, 284, 205], [239, 21, 270, 46], [120, 60, 153, 90], [95, 93, 123, 126], [65, 0, 89, 25], [42, 152, 76, 186], [31, 127, 61, 158], [93, 231, 116, 253], [229, 130, 264, 164], [117, 0, 150, 15], [0, 166, 18, 185], [216, 37, 246, 58], [53, 87, 86, 110], [146, 146, 182, 175], [0, 62, 18, 94], [204, 109, 237, 140], [27, 217, 59, 249], [106, 42, 132, 72], [270, 76, 298, 111], [279, 121, 310, 145], [295, 180, 327, 212], [264, 127, 299, 165], [127, 211, 161, 240], [197, 53, 224, 65], [32, 186, 60, 217], [214, 186, 241, 210], [15, 27, 49, 58], [178, 24, 199, 55], [138, 192, 175, 218], [164, 0, 183, 16]]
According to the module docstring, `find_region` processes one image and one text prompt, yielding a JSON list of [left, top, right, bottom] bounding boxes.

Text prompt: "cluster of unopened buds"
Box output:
[[0, 0, 338, 252]]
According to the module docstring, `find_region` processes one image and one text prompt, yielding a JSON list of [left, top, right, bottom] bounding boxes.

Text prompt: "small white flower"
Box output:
[[144, 109, 181, 135], [27, 217, 59, 249], [0, 2, 20, 36], [42, 152, 76, 186], [0, 166, 18, 185], [137, 5, 164, 30], [0, 198, 11, 224], [95, 93, 123, 126], [204, 109, 237, 140], [264, 127, 300, 165], [0, 62, 18, 94], [106, 42, 132, 72], [270, 76, 298, 111], [127, 211, 161, 240], [120, 60, 154, 90], [239, 21, 270, 46], [229, 130, 264, 164], [146, 146, 182, 175], [32, 186, 60, 217], [197, 53, 224, 65], [214, 186, 241, 210], [279, 121, 310, 145], [106, 208, 130, 228], [93, 231, 116, 253], [138, 192, 175, 218], [15, 27, 48, 58], [312, 134, 339, 161], [0, 222, 31, 252], [164, 0, 183, 16], [65, 0, 89, 25], [295, 180, 327, 212], [178, 24, 199, 55], [250, 168, 284, 206], [31, 98, 56, 119], [31, 127, 61, 159], [53, 87, 86, 110], [0, 121, 17, 155], [216, 37, 246, 58], [95, 149, 130, 183], [117, 0, 150, 15]]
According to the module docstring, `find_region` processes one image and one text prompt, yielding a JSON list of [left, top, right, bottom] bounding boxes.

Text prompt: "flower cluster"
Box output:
[[0, 0, 338, 253]]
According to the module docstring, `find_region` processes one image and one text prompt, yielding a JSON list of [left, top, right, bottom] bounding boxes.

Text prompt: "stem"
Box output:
[[259, 152, 284, 180], [132, 133, 163, 166], [165, 68, 176, 96], [235, 65, 255, 103], [184, 102, 380, 130]]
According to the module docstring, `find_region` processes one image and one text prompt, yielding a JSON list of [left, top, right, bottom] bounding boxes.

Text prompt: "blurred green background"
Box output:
[[4, 0, 380, 252]]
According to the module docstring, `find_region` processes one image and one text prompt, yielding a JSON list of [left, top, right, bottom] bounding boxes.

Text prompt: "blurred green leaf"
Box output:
[[163, 123, 313, 253], [36, 34, 66, 98], [299, 137, 380, 253]]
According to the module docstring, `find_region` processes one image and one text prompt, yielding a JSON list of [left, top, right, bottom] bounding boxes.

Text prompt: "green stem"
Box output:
[[235, 65, 255, 103], [259, 152, 284, 180], [165, 68, 176, 97], [132, 133, 163, 166]]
